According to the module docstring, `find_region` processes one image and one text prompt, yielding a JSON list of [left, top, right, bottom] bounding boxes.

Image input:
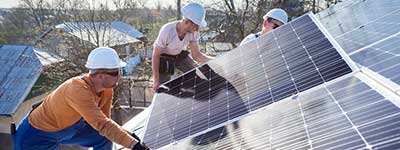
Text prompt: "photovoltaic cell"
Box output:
[[142, 13, 353, 149]]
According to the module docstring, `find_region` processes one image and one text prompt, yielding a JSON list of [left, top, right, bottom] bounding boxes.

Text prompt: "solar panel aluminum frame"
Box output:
[[141, 12, 359, 149]]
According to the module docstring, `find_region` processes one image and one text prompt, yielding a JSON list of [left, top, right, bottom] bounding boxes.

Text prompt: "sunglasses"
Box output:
[[268, 18, 281, 29], [103, 71, 119, 77]]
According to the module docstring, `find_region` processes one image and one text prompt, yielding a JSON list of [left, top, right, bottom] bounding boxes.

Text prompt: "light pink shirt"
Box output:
[[153, 21, 199, 55]]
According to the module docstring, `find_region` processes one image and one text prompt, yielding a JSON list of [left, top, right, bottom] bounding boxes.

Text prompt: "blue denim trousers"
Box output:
[[14, 115, 112, 150]]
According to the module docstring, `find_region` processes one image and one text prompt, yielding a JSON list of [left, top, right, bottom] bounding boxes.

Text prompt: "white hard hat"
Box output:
[[263, 8, 288, 24], [85, 47, 126, 69], [181, 3, 207, 27]]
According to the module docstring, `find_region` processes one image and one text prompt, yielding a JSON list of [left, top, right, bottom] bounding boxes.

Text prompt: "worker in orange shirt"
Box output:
[[14, 47, 148, 150]]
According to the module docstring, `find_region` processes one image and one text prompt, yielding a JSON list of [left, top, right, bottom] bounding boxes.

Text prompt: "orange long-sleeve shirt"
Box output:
[[29, 74, 135, 147]]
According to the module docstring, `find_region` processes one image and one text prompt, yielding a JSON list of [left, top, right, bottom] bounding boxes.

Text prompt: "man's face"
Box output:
[[100, 69, 120, 88], [264, 18, 284, 32], [187, 19, 200, 33]]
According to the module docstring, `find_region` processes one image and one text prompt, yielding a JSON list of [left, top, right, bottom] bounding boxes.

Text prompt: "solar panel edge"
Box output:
[[307, 13, 360, 73]]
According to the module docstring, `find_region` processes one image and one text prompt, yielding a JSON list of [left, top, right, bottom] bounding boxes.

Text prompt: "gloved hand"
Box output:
[[127, 131, 150, 150], [132, 142, 149, 150]]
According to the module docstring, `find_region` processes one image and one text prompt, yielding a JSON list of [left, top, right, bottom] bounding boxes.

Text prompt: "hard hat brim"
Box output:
[[192, 19, 207, 28], [263, 16, 287, 24], [200, 20, 207, 28], [85, 60, 127, 69]]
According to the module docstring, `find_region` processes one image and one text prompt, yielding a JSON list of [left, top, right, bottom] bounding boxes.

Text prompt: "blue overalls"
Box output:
[[13, 115, 112, 150]]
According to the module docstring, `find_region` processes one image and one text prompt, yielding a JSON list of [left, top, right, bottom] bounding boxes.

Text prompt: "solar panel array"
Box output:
[[140, 0, 400, 149]]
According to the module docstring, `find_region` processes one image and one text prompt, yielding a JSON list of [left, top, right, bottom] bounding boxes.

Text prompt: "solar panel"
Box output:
[[161, 76, 400, 150], [316, 0, 400, 89], [142, 13, 356, 149]]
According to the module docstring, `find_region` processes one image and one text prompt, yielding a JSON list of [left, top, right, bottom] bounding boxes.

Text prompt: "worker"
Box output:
[[14, 47, 148, 150], [240, 8, 288, 46], [152, 2, 212, 91]]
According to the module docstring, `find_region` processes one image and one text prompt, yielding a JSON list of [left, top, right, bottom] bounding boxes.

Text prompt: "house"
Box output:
[[0, 45, 63, 149], [55, 21, 143, 46], [53, 21, 145, 57]]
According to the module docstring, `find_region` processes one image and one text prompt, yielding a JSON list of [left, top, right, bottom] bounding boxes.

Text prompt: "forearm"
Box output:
[[97, 119, 137, 147], [152, 49, 161, 82], [189, 42, 212, 63]]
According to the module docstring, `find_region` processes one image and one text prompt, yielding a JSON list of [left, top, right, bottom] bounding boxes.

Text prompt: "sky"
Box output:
[[0, 0, 213, 9], [0, 0, 18, 8]]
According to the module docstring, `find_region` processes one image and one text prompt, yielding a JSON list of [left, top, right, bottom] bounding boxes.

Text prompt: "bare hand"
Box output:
[[152, 81, 159, 92]]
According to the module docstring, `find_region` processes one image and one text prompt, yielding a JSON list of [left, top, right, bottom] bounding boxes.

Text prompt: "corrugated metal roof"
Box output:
[[111, 21, 144, 38], [55, 21, 144, 47], [0, 45, 43, 116]]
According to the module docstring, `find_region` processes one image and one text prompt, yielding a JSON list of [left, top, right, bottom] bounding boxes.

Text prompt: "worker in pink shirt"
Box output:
[[152, 3, 212, 91]]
